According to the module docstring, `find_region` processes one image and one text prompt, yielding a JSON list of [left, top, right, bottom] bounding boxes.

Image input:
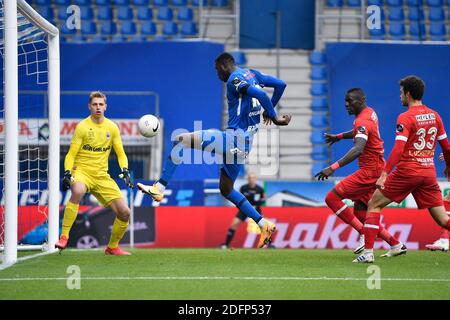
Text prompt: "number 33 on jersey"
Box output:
[[395, 105, 447, 174]]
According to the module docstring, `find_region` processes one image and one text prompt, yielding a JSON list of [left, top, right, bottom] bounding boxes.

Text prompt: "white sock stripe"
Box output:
[[334, 204, 348, 216], [364, 224, 379, 229]]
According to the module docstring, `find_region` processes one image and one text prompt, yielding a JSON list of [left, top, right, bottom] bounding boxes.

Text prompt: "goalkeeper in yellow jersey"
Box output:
[[55, 91, 134, 256]]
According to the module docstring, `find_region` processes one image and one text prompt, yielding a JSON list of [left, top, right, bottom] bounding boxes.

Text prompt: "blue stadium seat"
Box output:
[[311, 114, 329, 128], [171, 0, 188, 5], [114, 0, 130, 5], [231, 51, 247, 66], [61, 22, 77, 35], [121, 21, 137, 35], [386, 0, 403, 5], [311, 146, 329, 161], [137, 7, 153, 20], [191, 0, 208, 6], [111, 35, 127, 42], [162, 21, 178, 36], [309, 51, 326, 65], [312, 97, 328, 111], [158, 7, 173, 21], [429, 22, 446, 41], [388, 6, 404, 21], [35, 0, 51, 5], [80, 6, 94, 20], [141, 21, 157, 35], [369, 24, 386, 39], [81, 21, 97, 35], [428, 7, 445, 22], [55, 0, 71, 5], [153, 0, 169, 6], [327, 0, 344, 6], [406, 0, 422, 5], [347, 0, 362, 6], [177, 7, 194, 21], [97, 6, 113, 20], [181, 22, 197, 36], [94, 0, 112, 4], [132, 0, 150, 4], [117, 6, 134, 20], [57, 6, 68, 20], [427, 0, 443, 6], [100, 21, 117, 35], [312, 162, 328, 176], [36, 6, 54, 21], [408, 7, 424, 21], [310, 66, 327, 80], [409, 22, 426, 40], [212, 0, 229, 6], [311, 83, 327, 96], [390, 22, 406, 39], [367, 0, 383, 5], [311, 130, 326, 144], [74, 0, 92, 5]]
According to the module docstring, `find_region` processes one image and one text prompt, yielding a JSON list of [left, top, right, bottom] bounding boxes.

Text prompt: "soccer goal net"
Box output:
[[0, 0, 59, 267]]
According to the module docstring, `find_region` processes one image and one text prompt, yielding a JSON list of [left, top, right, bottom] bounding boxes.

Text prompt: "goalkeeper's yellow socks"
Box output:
[[61, 201, 79, 238], [108, 217, 129, 249]]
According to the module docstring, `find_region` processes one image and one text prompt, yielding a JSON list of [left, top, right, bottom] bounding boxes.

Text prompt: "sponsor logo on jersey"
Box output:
[[82, 144, 111, 152], [415, 113, 436, 122], [396, 124, 404, 133], [357, 126, 366, 134], [371, 111, 378, 122], [248, 109, 262, 117], [232, 77, 247, 91]]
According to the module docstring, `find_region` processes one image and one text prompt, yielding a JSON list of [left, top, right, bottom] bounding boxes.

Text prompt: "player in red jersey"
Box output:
[[316, 88, 404, 257], [425, 153, 450, 252], [354, 75, 450, 263]]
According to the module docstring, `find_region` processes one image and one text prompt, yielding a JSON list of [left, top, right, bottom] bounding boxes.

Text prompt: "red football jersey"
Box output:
[[353, 107, 385, 170], [394, 105, 447, 176]]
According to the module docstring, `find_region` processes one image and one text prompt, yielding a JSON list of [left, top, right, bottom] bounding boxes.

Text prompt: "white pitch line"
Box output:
[[0, 251, 56, 271], [0, 276, 450, 282]]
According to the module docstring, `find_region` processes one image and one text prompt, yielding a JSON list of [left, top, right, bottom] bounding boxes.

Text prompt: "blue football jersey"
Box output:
[[226, 68, 264, 132]]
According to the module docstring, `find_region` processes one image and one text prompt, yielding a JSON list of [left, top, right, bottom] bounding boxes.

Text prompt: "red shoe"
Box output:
[[55, 235, 68, 250], [104, 246, 131, 256]]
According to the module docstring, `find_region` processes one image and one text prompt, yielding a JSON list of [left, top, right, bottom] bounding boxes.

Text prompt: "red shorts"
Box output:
[[380, 170, 443, 209], [335, 168, 383, 205]]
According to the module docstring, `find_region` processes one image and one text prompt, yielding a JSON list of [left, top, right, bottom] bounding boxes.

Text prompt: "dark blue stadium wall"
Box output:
[[240, 0, 315, 49], [327, 42, 450, 178], [60, 41, 224, 180]]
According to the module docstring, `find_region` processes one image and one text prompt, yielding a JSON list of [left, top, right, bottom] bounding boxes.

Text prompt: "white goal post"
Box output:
[[1, 0, 59, 266]]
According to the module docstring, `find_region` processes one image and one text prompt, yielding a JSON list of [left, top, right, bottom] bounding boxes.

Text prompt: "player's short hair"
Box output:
[[399, 76, 425, 100], [346, 88, 366, 100], [215, 52, 235, 66], [89, 91, 107, 104]]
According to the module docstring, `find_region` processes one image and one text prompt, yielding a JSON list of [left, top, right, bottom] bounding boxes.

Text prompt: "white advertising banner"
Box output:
[[0, 118, 152, 146]]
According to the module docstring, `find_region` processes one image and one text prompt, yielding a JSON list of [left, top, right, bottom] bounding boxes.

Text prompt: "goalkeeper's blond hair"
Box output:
[[89, 91, 107, 104]]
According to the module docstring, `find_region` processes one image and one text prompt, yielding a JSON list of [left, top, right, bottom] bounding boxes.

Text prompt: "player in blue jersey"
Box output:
[[138, 52, 291, 248]]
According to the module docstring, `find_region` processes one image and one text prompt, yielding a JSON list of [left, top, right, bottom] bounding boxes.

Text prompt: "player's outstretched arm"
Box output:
[[112, 125, 134, 188], [251, 69, 287, 108], [324, 130, 354, 146], [315, 137, 366, 181]]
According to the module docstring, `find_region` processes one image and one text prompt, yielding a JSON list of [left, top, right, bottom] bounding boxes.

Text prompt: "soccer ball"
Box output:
[[138, 114, 160, 138]]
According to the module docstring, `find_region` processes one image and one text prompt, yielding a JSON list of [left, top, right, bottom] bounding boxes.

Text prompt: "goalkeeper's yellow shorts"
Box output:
[[72, 169, 123, 207]]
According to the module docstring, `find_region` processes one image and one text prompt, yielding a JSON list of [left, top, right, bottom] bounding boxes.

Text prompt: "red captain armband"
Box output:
[[337, 133, 344, 140], [331, 162, 340, 171]]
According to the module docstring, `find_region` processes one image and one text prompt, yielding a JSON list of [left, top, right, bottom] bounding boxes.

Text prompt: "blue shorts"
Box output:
[[200, 129, 254, 182]]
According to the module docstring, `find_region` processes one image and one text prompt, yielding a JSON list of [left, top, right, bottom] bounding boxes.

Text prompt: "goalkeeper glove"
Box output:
[[62, 170, 72, 191], [119, 168, 134, 188]]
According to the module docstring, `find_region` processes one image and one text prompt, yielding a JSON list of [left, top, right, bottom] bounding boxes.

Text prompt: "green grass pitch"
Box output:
[[1, 249, 450, 299]]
